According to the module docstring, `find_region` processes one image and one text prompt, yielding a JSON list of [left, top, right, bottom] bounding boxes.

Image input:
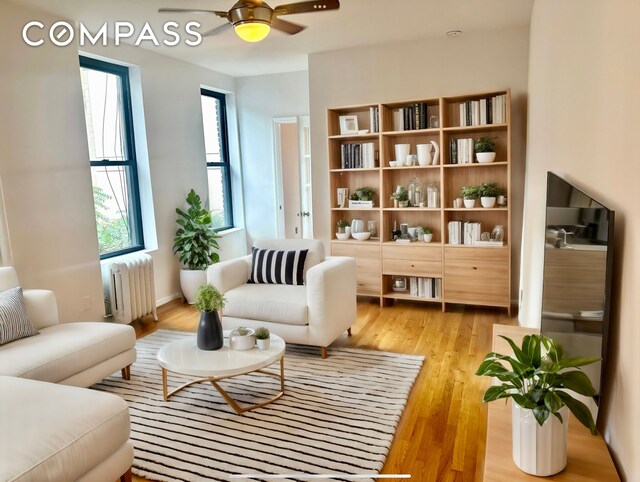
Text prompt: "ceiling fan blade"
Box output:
[[271, 18, 306, 35], [158, 8, 228, 18], [274, 0, 339, 15], [202, 22, 233, 37]]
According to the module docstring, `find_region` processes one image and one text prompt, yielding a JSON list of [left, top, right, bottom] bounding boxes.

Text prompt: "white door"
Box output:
[[274, 116, 313, 239]]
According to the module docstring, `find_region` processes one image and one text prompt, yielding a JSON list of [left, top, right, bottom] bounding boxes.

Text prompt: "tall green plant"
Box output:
[[194, 284, 226, 312], [476, 334, 600, 434], [173, 189, 221, 270]]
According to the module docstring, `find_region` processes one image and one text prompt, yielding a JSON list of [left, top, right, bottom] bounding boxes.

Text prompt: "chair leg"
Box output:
[[120, 467, 132, 482], [121, 365, 131, 380], [347, 327, 352, 336], [321, 347, 327, 359]]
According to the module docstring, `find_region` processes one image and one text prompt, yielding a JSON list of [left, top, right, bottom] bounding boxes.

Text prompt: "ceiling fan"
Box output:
[[159, 0, 340, 43]]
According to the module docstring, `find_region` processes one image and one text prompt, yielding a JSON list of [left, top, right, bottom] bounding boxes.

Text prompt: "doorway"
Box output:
[[273, 116, 312, 239]]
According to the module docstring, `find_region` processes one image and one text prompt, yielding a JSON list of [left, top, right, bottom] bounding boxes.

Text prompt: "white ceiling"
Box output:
[[13, 0, 534, 77]]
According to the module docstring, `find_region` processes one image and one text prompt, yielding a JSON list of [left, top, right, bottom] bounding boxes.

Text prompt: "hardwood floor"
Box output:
[[129, 297, 516, 482]]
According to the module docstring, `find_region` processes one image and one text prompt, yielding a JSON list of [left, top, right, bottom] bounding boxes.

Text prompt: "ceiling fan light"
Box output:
[[234, 21, 271, 42]]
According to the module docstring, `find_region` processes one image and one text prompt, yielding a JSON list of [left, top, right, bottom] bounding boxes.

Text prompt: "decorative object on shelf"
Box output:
[[416, 143, 433, 166], [391, 276, 408, 292], [339, 115, 359, 135], [351, 218, 365, 234], [352, 232, 371, 241], [392, 220, 401, 240], [475, 136, 497, 163], [229, 327, 256, 350], [367, 220, 378, 238], [336, 220, 350, 240], [390, 186, 409, 208], [492, 225, 505, 242], [194, 284, 225, 351], [255, 327, 271, 351], [478, 182, 505, 208], [337, 188, 348, 208], [427, 183, 439, 208], [460, 185, 480, 208], [476, 334, 599, 476], [430, 140, 440, 165], [399, 223, 412, 241], [429, 115, 439, 129], [174, 189, 221, 304], [348, 186, 376, 208], [453, 198, 463, 209], [337, 220, 348, 234], [480, 231, 491, 241], [407, 177, 422, 207], [394, 144, 410, 165], [405, 154, 417, 167], [497, 194, 507, 207], [389, 161, 398, 167], [420, 227, 433, 243]]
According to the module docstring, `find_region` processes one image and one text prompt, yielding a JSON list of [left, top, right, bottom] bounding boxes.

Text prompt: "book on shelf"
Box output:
[[448, 221, 481, 245], [369, 106, 379, 133], [409, 277, 442, 300], [459, 94, 507, 127], [448, 138, 474, 164], [340, 142, 377, 169], [474, 240, 504, 247], [393, 103, 430, 131]]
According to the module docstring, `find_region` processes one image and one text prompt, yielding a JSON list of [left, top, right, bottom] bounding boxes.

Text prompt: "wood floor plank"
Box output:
[[129, 297, 516, 482]]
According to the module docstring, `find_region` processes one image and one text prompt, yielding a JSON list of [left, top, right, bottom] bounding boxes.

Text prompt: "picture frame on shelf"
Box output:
[[339, 115, 359, 135]]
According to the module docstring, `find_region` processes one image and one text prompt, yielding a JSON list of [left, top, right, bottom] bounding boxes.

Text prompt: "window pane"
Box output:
[[201, 95, 222, 163], [207, 166, 230, 229], [91, 166, 138, 255], [80, 67, 128, 161]]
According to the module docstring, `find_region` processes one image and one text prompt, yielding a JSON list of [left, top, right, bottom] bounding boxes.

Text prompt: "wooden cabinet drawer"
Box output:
[[444, 247, 509, 306], [331, 242, 380, 294], [382, 258, 442, 277], [382, 244, 442, 262], [332, 242, 379, 259]]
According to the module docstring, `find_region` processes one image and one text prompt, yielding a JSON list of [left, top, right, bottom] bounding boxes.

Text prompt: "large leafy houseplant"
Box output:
[[174, 189, 221, 271], [476, 334, 600, 434]]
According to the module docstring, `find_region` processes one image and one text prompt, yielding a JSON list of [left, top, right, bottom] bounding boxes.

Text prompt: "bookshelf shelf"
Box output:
[[327, 89, 512, 313]]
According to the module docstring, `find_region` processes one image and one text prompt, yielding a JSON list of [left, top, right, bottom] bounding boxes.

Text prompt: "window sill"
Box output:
[[99, 248, 158, 267], [217, 227, 244, 237]]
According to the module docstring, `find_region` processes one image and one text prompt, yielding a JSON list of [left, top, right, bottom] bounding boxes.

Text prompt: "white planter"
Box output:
[[481, 196, 497, 208], [476, 152, 497, 163], [463, 199, 476, 208], [422, 233, 433, 243], [512, 402, 568, 476], [180, 269, 207, 304], [256, 338, 271, 350], [229, 329, 256, 350]]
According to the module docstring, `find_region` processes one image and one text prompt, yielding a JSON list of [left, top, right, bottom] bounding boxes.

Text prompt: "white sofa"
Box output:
[[208, 239, 357, 357], [0, 267, 135, 481]]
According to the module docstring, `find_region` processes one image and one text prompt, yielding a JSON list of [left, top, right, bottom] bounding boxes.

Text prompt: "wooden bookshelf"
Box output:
[[327, 90, 512, 313]]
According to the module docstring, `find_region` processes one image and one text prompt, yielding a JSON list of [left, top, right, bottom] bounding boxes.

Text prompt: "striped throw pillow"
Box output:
[[0, 287, 39, 345], [249, 248, 309, 285]]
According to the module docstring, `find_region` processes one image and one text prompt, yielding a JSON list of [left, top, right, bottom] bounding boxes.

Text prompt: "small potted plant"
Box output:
[[390, 187, 409, 208], [475, 136, 497, 163], [229, 326, 255, 350], [478, 182, 505, 208], [336, 220, 350, 240], [420, 227, 433, 243], [348, 187, 376, 208], [460, 185, 480, 208], [255, 327, 271, 350], [194, 284, 226, 351], [476, 334, 599, 476]]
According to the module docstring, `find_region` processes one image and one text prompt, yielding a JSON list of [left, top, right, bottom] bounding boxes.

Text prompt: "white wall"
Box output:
[[308, 27, 530, 296], [235, 71, 310, 247], [0, 1, 246, 319], [522, 0, 640, 478]]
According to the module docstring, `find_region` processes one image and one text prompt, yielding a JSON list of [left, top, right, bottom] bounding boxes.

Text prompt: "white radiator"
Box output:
[[109, 253, 158, 324]]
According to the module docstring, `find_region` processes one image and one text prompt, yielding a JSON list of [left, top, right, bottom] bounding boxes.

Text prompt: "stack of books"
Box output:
[[459, 94, 508, 127], [340, 143, 377, 169], [369, 106, 380, 133], [448, 138, 474, 164], [448, 221, 481, 245], [392, 102, 430, 131], [409, 277, 442, 300]]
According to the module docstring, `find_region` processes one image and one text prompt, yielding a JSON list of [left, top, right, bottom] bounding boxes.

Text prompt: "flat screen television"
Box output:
[[541, 172, 614, 413]]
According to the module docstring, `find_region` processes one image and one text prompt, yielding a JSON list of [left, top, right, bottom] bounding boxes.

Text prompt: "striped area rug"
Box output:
[[94, 330, 423, 482]]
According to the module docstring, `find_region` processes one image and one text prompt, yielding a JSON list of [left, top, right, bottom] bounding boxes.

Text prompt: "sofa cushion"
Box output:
[[0, 375, 130, 482], [0, 322, 135, 382], [249, 248, 308, 285], [224, 283, 308, 326], [253, 239, 325, 282], [0, 287, 39, 345]]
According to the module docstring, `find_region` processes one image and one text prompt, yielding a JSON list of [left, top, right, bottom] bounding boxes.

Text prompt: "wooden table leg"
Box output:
[[162, 367, 168, 401]]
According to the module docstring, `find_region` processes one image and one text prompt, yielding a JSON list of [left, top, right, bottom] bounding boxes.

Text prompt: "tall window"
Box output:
[[80, 57, 144, 259], [201, 89, 233, 230]]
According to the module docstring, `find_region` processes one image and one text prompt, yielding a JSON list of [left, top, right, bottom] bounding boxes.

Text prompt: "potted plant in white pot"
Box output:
[[460, 185, 480, 208], [420, 226, 433, 243], [478, 182, 505, 208], [336, 220, 350, 240], [476, 334, 599, 476], [194, 284, 225, 350], [229, 326, 255, 350], [174, 189, 221, 304], [255, 327, 271, 350], [390, 187, 410, 208], [475, 136, 497, 163]]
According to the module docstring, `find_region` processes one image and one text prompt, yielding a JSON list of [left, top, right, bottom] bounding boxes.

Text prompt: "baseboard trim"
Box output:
[[156, 293, 182, 308]]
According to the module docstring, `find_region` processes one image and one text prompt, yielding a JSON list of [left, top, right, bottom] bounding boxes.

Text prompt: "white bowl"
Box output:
[[476, 152, 497, 163], [389, 161, 397, 167], [352, 232, 371, 241], [336, 232, 350, 240]]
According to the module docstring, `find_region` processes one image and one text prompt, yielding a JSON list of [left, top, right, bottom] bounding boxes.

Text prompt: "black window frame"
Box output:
[[201, 89, 234, 231], [80, 56, 145, 260]]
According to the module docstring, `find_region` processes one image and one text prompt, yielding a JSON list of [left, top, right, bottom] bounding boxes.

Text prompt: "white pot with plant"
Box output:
[[229, 327, 255, 350], [336, 220, 350, 240], [460, 185, 479, 208], [255, 327, 271, 350], [420, 227, 433, 243], [478, 182, 505, 208], [476, 334, 599, 477], [475, 136, 497, 163], [390, 187, 409, 208], [174, 189, 221, 304]]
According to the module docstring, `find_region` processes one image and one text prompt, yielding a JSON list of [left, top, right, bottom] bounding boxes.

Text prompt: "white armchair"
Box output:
[[207, 239, 356, 357]]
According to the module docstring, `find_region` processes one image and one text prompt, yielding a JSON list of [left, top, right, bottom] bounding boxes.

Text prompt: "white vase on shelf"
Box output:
[[430, 140, 440, 165], [416, 144, 433, 166]]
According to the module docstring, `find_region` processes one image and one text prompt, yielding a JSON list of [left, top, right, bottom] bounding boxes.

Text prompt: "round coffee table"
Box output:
[[157, 331, 285, 414]]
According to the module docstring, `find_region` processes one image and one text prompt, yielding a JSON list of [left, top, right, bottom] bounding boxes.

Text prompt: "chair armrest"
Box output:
[[306, 256, 357, 347], [207, 255, 251, 294], [22, 289, 59, 329]]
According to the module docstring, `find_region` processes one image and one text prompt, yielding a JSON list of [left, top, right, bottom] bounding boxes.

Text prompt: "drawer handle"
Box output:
[[473, 266, 478, 270]]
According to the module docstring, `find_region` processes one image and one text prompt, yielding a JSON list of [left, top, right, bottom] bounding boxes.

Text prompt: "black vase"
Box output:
[[197, 310, 223, 350]]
